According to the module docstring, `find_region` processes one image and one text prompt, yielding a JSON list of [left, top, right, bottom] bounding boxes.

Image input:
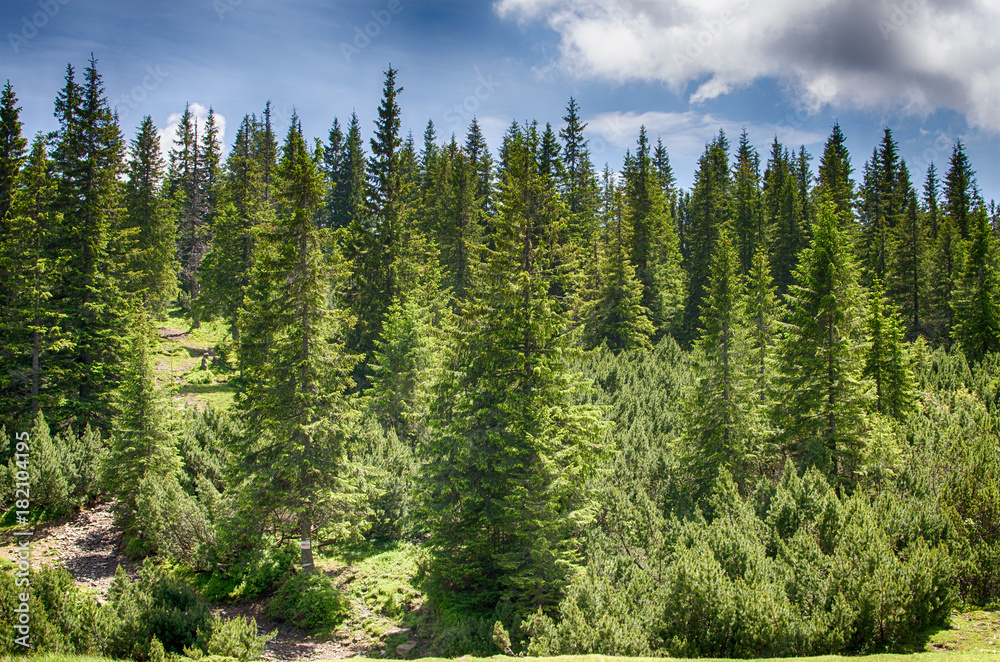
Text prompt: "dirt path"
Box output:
[[0, 502, 377, 660]]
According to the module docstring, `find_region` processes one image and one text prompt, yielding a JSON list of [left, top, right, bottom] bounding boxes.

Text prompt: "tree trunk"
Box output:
[[300, 515, 315, 573]]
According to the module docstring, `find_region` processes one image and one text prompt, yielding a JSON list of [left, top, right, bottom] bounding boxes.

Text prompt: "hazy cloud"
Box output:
[[496, 0, 1000, 131]]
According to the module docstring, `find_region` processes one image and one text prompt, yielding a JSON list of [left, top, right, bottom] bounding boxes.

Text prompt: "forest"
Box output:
[[0, 57, 999, 659]]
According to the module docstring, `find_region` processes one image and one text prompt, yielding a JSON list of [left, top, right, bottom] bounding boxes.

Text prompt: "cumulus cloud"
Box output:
[[584, 109, 826, 163], [156, 103, 227, 162], [495, 0, 1000, 132]]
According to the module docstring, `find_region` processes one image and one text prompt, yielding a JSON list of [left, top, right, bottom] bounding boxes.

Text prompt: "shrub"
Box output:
[[265, 571, 349, 635], [204, 613, 273, 661]]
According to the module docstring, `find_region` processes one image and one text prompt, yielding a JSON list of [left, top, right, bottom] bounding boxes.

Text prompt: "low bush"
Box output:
[[265, 571, 349, 635]]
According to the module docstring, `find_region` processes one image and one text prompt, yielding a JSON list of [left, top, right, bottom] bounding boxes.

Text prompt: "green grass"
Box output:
[[155, 307, 236, 410]]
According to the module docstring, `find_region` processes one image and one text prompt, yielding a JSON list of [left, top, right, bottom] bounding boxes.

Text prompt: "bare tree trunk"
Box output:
[[300, 515, 315, 573]]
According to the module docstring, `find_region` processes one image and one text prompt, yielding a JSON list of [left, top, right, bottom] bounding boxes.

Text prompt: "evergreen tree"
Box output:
[[622, 127, 685, 338], [952, 208, 1000, 361], [776, 200, 871, 486], [928, 215, 966, 344], [816, 121, 854, 226], [858, 129, 909, 285], [559, 98, 600, 251], [763, 137, 806, 294], [237, 116, 359, 572], [864, 278, 915, 420], [744, 248, 781, 414], [49, 56, 128, 430], [732, 129, 763, 274], [583, 178, 654, 350], [123, 116, 178, 313], [464, 117, 494, 218], [943, 141, 979, 239], [684, 130, 732, 340], [0, 136, 64, 423], [199, 114, 271, 342], [888, 193, 928, 337], [0, 80, 27, 223], [104, 310, 180, 544], [924, 163, 940, 239], [683, 224, 753, 492], [423, 127, 602, 611]]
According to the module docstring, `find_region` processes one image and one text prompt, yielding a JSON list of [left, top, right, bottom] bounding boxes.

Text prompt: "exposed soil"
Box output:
[[0, 501, 378, 660]]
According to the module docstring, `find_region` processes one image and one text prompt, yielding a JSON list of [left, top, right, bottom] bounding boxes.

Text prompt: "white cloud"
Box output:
[[156, 103, 228, 163], [585, 109, 825, 167], [495, 0, 1000, 132]]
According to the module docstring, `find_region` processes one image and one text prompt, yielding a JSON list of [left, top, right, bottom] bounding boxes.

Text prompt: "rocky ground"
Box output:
[[0, 501, 380, 660]]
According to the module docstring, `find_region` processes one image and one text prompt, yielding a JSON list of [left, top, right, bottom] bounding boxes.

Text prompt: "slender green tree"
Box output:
[[237, 116, 359, 572], [0, 80, 27, 223], [864, 278, 915, 420], [683, 224, 753, 493], [776, 200, 871, 486], [952, 208, 1000, 361], [943, 141, 979, 239], [583, 179, 654, 350], [732, 129, 763, 275], [744, 247, 781, 414], [764, 137, 806, 294], [122, 116, 178, 313], [816, 121, 855, 227], [422, 128, 602, 611]]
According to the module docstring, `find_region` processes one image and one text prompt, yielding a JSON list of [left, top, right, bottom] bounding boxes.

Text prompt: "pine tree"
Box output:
[[49, 56, 128, 430], [763, 137, 806, 294], [123, 116, 178, 313], [816, 122, 855, 226], [199, 114, 271, 342], [559, 98, 600, 252], [924, 163, 940, 239], [928, 215, 966, 344], [583, 178, 654, 350], [864, 278, 915, 420], [0, 80, 27, 223], [943, 141, 979, 240], [104, 309, 179, 543], [744, 248, 781, 413], [422, 127, 602, 611], [776, 200, 871, 487], [732, 129, 763, 275], [683, 224, 753, 492], [464, 117, 494, 218], [0, 136, 64, 424], [888, 192, 928, 338], [237, 116, 359, 572], [952, 208, 1000, 361], [858, 129, 909, 286], [622, 127, 685, 338]]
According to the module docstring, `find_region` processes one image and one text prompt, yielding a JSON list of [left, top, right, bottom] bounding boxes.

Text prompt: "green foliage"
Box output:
[[0, 565, 106, 657], [106, 563, 212, 660], [203, 614, 273, 662], [952, 207, 1000, 362], [265, 571, 349, 634], [530, 467, 955, 656], [351, 414, 416, 541], [864, 278, 916, 420], [776, 200, 872, 485]]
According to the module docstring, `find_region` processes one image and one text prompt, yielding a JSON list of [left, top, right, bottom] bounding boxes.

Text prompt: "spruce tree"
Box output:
[[763, 137, 806, 294], [858, 129, 909, 286], [683, 224, 753, 493], [732, 129, 763, 275], [422, 127, 602, 611], [583, 178, 654, 350], [776, 200, 871, 487], [952, 208, 1000, 361], [816, 121, 855, 226], [928, 215, 966, 344], [924, 163, 940, 239], [104, 309, 179, 544], [49, 56, 128, 430], [559, 97, 600, 249], [464, 117, 494, 217], [123, 116, 178, 313], [684, 130, 732, 340], [888, 193, 928, 337], [744, 248, 781, 414], [864, 278, 916, 420], [237, 116, 359, 572], [0, 80, 27, 223], [943, 141, 979, 239]]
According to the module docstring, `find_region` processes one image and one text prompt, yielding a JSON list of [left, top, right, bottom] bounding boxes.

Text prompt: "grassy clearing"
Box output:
[[154, 307, 236, 410]]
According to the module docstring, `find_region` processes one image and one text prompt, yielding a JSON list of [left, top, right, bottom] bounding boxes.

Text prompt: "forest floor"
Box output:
[[3, 498, 998, 660], [155, 311, 237, 410]]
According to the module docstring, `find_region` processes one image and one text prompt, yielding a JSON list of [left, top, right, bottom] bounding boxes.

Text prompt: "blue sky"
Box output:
[[2, 0, 999, 199]]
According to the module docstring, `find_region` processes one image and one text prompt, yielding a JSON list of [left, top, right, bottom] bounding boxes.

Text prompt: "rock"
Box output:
[[396, 640, 417, 655]]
